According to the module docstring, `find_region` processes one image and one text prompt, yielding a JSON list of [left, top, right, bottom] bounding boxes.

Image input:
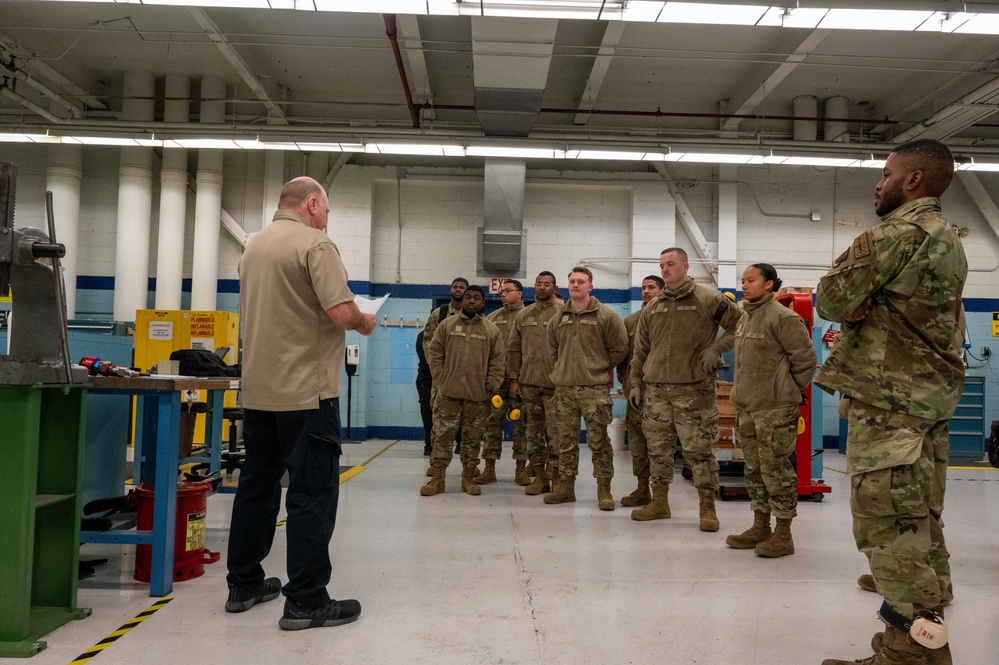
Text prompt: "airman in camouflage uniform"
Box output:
[[421, 277, 468, 466], [628, 248, 742, 532], [616, 275, 664, 507], [508, 272, 563, 495], [817, 139, 965, 665], [480, 279, 528, 485], [724, 264, 816, 558], [544, 267, 628, 510], [421, 286, 506, 498]]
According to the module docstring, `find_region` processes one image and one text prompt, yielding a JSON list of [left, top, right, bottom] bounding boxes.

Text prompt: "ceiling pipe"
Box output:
[[0, 84, 63, 123], [383, 14, 420, 130]]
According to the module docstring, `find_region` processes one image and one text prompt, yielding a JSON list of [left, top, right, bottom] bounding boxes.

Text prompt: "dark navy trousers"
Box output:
[[226, 398, 342, 607]]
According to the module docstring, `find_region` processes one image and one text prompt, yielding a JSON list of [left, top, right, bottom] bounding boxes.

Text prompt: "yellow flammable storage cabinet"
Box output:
[[134, 310, 239, 443]]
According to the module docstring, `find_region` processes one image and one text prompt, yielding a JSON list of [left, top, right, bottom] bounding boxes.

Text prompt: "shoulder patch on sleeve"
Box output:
[[852, 232, 871, 259], [832, 248, 849, 267]]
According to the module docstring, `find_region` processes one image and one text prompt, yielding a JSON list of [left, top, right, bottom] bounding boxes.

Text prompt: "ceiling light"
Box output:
[[475, 0, 606, 20], [145, 0, 273, 7], [467, 146, 562, 159], [659, 3, 768, 26], [952, 13, 999, 35], [818, 9, 934, 31], [680, 152, 753, 164], [293, 142, 346, 152], [571, 150, 649, 161], [167, 139, 241, 149], [312, 0, 428, 13], [960, 162, 999, 172], [756, 7, 827, 29], [855, 159, 886, 169], [782, 156, 858, 167], [617, 1, 667, 23]]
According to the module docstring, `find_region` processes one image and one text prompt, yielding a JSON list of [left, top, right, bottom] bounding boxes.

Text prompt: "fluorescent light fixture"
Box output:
[[680, 152, 753, 164], [312, 0, 427, 13], [167, 139, 241, 149], [366, 143, 461, 156], [757, 8, 827, 29], [61, 136, 149, 146], [641, 153, 669, 161], [294, 142, 346, 152], [662, 152, 684, 162], [618, 1, 667, 23], [442, 145, 466, 157], [856, 159, 886, 169], [782, 156, 858, 167], [466, 146, 561, 159], [952, 13, 999, 35], [659, 3, 768, 26], [455, 0, 606, 20], [818, 9, 934, 32], [145, 0, 273, 7], [961, 162, 999, 172], [0, 133, 46, 143], [915, 12, 972, 33], [234, 139, 298, 150], [571, 150, 649, 161]]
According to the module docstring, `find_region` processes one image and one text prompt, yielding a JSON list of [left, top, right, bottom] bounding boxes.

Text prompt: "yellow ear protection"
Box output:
[[506, 398, 522, 422], [723, 291, 736, 302], [797, 416, 806, 435], [491, 394, 504, 409]]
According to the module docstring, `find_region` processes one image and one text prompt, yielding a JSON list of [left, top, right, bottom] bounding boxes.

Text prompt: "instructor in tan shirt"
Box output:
[[227, 177, 376, 631]]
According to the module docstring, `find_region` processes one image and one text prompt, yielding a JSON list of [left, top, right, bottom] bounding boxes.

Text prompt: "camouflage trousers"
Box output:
[[521, 383, 557, 470], [737, 405, 799, 519], [482, 379, 528, 461], [625, 402, 649, 478], [429, 396, 488, 467], [642, 380, 720, 489], [846, 398, 953, 618], [553, 385, 614, 479]]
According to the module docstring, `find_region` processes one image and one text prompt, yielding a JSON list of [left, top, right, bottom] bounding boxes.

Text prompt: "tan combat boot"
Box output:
[[822, 626, 929, 665], [697, 487, 720, 532], [631, 483, 670, 521], [426, 465, 433, 477], [755, 517, 793, 557], [596, 478, 615, 511], [525, 463, 550, 495], [475, 459, 497, 484], [514, 460, 531, 486], [858, 574, 878, 593], [420, 460, 447, 496], [544, 473, 576, 504], [725, 511, 772, 549], [461, 461, 482, 495], [620, 476, 650, 507], [872, 607, 947, 657]]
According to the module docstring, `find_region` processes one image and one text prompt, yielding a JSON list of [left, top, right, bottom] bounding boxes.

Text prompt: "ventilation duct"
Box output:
[[478, 159, 526, 275], [471, 18, 557, 137], [824, 96, 850, 143]]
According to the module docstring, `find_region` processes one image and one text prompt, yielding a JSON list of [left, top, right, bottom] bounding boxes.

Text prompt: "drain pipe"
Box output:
[[384, 14, 420, 129]]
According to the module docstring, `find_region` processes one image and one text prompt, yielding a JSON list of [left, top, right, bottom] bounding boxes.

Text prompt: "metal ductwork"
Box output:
[[471, 18, 557, 137], [478, 159, 526, 275]]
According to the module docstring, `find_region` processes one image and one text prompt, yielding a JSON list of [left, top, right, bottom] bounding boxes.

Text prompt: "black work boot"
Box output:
[[225, 577, 282, 613], [278, 598, 362, 631]]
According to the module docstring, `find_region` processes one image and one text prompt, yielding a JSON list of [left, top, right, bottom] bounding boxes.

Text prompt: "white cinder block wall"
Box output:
[[2, 145, 998, 444]]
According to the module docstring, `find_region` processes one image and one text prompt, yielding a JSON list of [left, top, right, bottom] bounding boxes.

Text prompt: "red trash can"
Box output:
[[134, 481, 220, 583]]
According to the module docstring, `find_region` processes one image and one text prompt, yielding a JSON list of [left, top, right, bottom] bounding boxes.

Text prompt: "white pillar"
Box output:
[[113, 71, 154, 322], [261, 150, 284, 229], [191, 75, 225, 311], [46, 145, 82, 318], [717, 164, 738, 290], [155, 74, 190, 310]]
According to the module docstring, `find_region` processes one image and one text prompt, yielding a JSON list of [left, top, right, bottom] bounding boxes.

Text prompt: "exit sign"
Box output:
[[489, 278, 508, 294]]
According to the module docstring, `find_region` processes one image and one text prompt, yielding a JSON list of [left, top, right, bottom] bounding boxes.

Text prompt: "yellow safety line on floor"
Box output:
[[948, 465, 998, 471], [274, 441, 398, 528], [67, 598, 172, 665]]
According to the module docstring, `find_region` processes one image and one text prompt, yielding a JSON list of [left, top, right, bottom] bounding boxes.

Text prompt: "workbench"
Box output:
[[80, 376, 238, 597]]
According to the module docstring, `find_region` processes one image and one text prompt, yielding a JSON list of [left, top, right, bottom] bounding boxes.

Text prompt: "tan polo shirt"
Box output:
[[239, 210, 354, 411]]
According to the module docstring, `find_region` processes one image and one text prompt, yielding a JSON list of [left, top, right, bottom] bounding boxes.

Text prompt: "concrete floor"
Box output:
[[23, 441, 999, 665]]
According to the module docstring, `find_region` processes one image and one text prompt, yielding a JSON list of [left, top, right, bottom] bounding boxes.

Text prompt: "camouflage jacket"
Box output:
[[616, 307, 643, 394], [630, 278, 742, 386], [814, 197, 967, 422], [487, 302, 525, 376], [731, 294, 817, 412], [547, 296, 628, 387], [507, 299, 563, 388], [427, 312, 505, 402]]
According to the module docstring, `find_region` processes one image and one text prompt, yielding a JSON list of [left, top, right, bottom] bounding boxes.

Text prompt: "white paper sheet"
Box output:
[[354, 293, 389, 315]]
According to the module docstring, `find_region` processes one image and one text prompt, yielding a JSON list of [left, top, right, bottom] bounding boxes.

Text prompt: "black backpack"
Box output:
[[987, 420, 999, 469], [169, 349, 240, 378]]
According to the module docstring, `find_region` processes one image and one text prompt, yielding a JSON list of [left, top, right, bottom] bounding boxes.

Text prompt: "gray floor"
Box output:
[[24, 441, 999, 665]]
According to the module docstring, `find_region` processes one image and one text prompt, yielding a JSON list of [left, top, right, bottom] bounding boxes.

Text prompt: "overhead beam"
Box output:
[[188, 8, 287, 124], [892, 76, 999, 142], [0, 30, 106, 110], [653, 163, 716, 286], [397, 15, 433, 114], [573, 22, 625, 125], [957, 171, 999, 244], [322, 153, 353, 191], [721, 29, 829, 133]]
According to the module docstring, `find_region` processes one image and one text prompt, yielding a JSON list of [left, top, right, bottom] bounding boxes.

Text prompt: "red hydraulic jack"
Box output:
[[717, 292, 832, 503]]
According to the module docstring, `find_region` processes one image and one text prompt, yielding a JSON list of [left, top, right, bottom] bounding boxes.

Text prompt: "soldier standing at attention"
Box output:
[[422, 277, 468, 463], [818, 139, 965, 665], [724, 264, 816, 558], [508, 272, 563, 496], [628, 247, 742, 531], [421, 286, 505, 498], [479, 279, 528, 485], [617, 274, 664, 507], [544, 267, 628, 510]]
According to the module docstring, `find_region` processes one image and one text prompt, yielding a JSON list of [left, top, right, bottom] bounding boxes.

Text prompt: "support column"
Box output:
[[155, 74, 190, 310], [261, 151, 284, 229], [46, 145, 82, 318], [191, 75, 224, 311], [717, 165, 738, 290], [113, 71, 154, 322]]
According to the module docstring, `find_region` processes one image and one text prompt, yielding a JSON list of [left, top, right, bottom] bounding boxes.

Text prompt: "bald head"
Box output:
[[278, 177, 330, 230], [891, 139, 954, 198]]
